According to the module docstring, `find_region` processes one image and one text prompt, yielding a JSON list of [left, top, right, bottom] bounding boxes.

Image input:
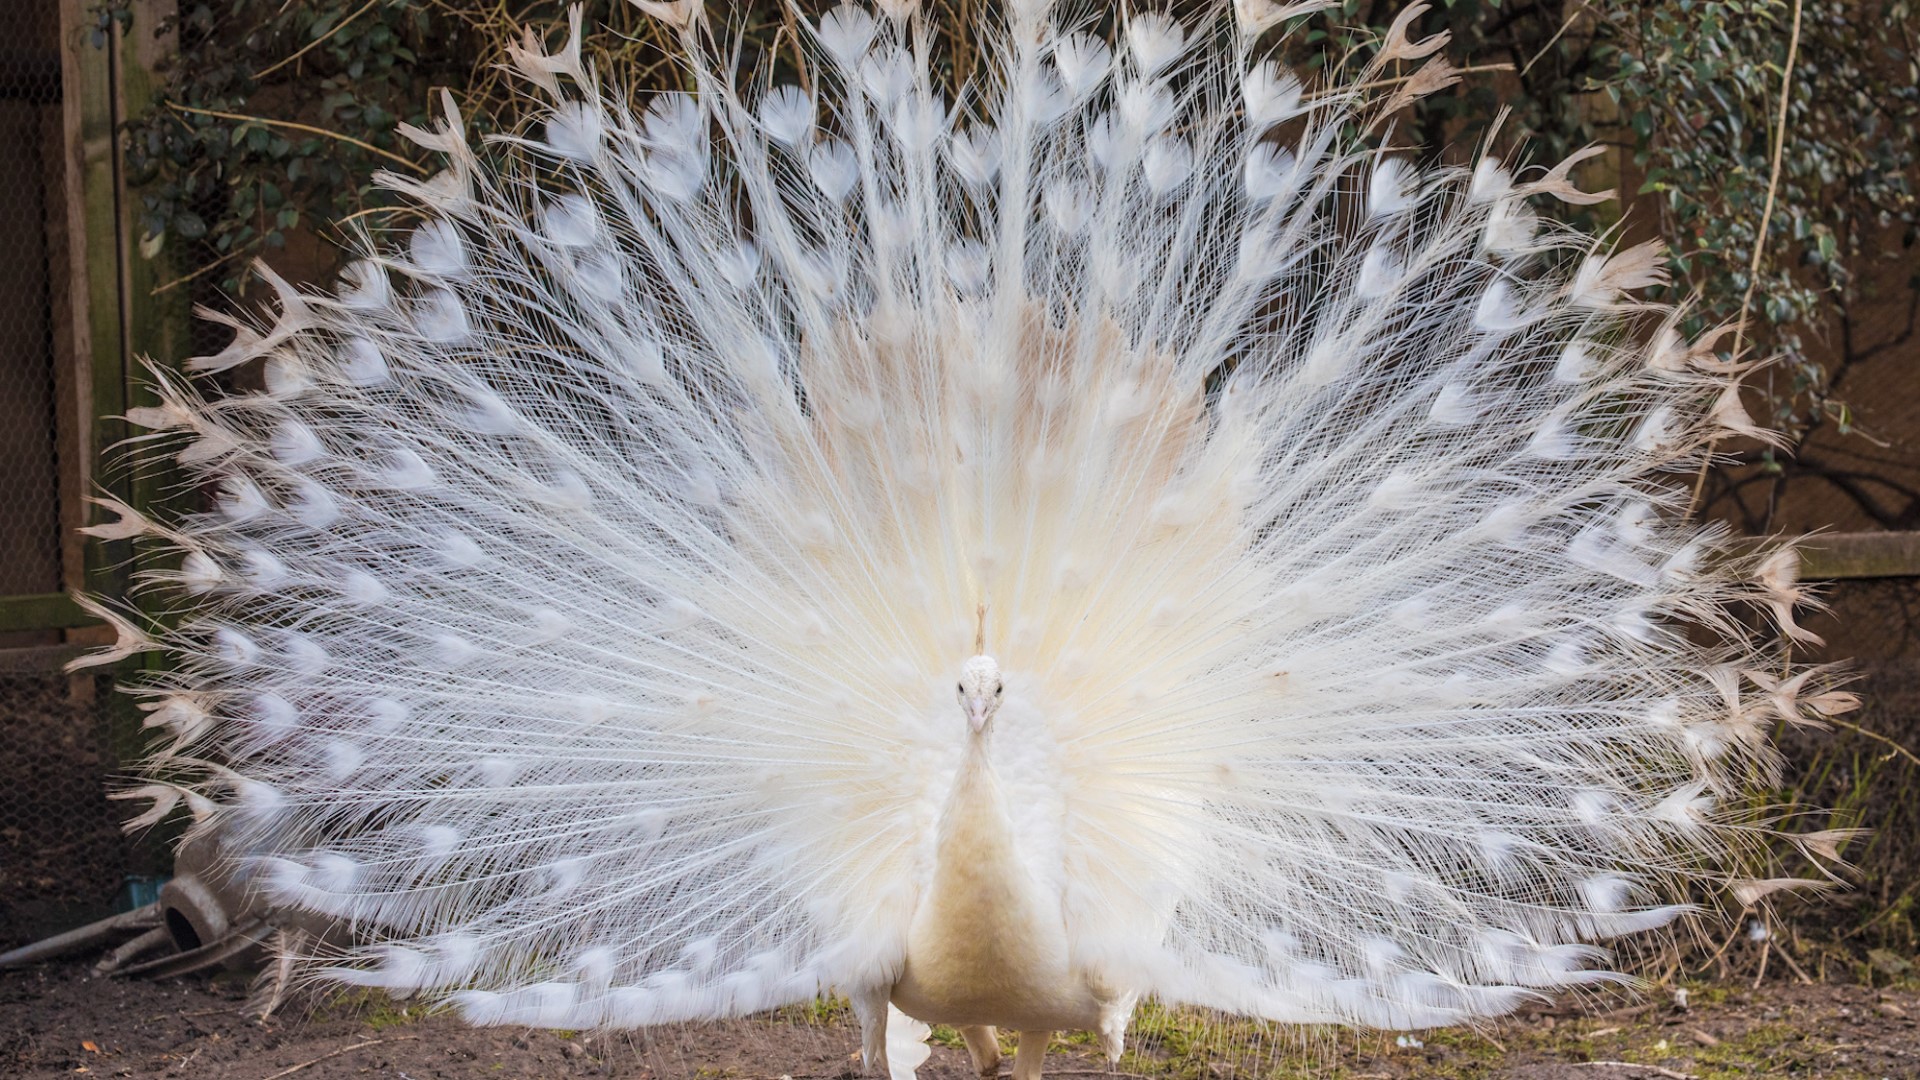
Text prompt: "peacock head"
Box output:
[[956, 655, 1004, 735]]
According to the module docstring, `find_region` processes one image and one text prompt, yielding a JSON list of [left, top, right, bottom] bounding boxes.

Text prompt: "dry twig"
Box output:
[[256, 1035, 419, 1080], [1571, 1064, 1698, 1080], [1688, 0, 1804, 516], [167, 103, 427, 173]]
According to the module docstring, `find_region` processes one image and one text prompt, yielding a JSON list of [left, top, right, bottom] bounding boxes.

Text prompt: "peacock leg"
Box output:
[[960, 1025, 1001, 1078], [848, 986, 890, 1077], [1011, 1030, 1051, 1080], [1095, 994, 1133, 1067]]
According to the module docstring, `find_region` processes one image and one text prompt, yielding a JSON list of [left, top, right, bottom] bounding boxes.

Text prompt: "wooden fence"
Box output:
[[0, 0, 183, 676]]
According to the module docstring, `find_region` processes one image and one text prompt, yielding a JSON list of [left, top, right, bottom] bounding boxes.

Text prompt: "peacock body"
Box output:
[[85, 2, 1850, 1076]]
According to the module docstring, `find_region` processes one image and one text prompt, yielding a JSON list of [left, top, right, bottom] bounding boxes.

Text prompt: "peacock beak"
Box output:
[[965, 698, 992, 733]]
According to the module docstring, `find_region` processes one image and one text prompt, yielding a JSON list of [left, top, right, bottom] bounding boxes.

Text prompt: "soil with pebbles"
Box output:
[[3, 959, 1918, 1079]]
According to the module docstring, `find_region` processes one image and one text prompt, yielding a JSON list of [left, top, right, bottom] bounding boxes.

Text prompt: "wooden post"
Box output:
[[1795, 532, 1920, 581], [58, 0, 129, 630], [114, 1, 186, 690], [54, 0, 183, 747], [114, 0, 186, 491], [46, 2, 86, 625], [57, 7, 183, 572]]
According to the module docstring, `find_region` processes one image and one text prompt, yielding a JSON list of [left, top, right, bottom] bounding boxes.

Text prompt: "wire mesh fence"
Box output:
[[1788, 575, 1920, 956], [0, 672, 129, 946], [0, 3, 66, 615], [0, 0, 145, 945]]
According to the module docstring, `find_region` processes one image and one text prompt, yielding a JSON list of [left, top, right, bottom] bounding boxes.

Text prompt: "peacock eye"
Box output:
[[956, 683, 964, 693], [994, 683, 1003, 695]]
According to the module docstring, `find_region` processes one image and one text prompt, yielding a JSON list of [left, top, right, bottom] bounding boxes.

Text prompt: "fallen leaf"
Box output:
[[1868, 949, 1914, 977]]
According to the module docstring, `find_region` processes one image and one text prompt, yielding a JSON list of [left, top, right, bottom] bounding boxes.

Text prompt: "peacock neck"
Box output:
[[914, 727, 1028, 956], [932, 729, 1017, 887]]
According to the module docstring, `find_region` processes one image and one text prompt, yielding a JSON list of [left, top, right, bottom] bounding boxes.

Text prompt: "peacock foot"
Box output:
[[960, 1025, 1001, 1078]]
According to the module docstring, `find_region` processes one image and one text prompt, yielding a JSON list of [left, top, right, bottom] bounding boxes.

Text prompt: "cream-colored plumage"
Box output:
[[868, 656, 1131, 1078]]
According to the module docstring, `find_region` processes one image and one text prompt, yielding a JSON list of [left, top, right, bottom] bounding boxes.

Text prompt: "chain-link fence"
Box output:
[[1787, 575, 1920, 954], [0, 1, 142, 946], [0, 672, 128, 945], [0, 5, 65, 616]]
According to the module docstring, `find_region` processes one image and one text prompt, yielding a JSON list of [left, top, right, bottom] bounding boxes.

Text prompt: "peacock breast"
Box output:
[[891, 741, 1101, 1030]]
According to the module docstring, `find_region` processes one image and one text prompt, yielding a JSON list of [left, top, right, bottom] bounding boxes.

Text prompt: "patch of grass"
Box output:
[[706, 988, 1903, 1080], [927, 1024, 966, 1049], [312, 987, 424, 1031], [1687, 1020, 1826, 1079], [1058, 1028, 1100, 1047], [1420, 1026, 1506, 1063], [1552, 1019, 1840, 1080], [1678, 981, 1733, 1007], [1115, 1003, 1390, 1080], [774, 995, 853, 1026], [1404, 1005, 1890, 1080]]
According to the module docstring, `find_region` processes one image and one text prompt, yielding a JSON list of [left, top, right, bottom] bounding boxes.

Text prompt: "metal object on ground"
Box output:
[[0, 903, 159, 968], [0, 826, 336, 1000]]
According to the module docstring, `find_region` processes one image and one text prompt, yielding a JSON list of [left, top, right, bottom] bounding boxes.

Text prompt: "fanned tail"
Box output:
[[92, 0, 1842, 1032]]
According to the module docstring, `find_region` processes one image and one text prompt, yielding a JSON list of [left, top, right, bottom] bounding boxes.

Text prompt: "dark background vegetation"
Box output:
[[85, 0, 1920, 981]]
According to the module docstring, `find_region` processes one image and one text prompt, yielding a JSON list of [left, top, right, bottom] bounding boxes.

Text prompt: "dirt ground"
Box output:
[[3, 961, 1917, 1080]]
